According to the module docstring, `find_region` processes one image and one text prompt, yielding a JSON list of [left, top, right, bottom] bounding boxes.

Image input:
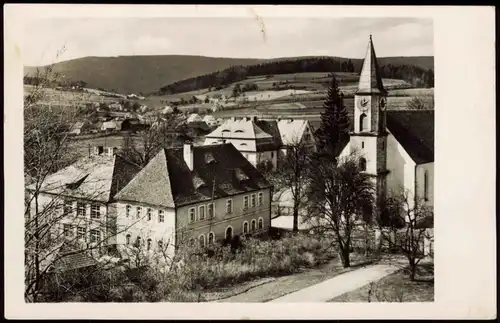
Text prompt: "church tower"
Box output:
[[350, 35, 389, 211]]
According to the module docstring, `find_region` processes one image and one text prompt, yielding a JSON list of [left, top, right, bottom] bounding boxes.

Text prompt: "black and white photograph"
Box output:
[[4, 4, 496, 320]]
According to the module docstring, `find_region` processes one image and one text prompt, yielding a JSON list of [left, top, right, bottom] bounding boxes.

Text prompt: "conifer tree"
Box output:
[[314, 74, 350, 161]]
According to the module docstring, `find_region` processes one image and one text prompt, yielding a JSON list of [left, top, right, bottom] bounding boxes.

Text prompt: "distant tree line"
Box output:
[[24, 76, 88, 89], [158, 58, 434, 95]]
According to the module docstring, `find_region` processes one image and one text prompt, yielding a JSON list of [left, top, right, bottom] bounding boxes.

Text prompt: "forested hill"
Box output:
[[158, 56, 434, 95], [24, 55, 433, 95]]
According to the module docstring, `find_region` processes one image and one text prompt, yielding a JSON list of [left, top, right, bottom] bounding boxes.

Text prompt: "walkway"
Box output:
[[269, 263, 400, 302]]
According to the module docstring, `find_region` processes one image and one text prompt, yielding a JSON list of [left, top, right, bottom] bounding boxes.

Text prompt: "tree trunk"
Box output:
[[409, 258, 417, 281], [339, 245, 351, 268], [292, 202, 299, 232]]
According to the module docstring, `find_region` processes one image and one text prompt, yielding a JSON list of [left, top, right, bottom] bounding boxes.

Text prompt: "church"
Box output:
[[338, 36, 434, 213]]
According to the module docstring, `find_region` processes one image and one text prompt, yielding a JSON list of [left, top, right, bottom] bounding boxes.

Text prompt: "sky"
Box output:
[[22, 17, 433, 66]]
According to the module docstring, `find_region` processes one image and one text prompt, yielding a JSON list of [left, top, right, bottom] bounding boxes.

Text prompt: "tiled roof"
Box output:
[[29, 154, 142, 202], [320, 104, 433, 163], [357, 36, 387, 95], [52, 251, 98, 273], [114, 143, 272, 207], [386, 110, 434, 164]]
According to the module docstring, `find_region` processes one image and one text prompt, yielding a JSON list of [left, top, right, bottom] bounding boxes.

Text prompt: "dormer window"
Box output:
[[221, 129, 230, 133], [235, 168, 249, 182], [234, 130, 244, 133], [193, 174, 206, 190], [205, 152, 216, 164]]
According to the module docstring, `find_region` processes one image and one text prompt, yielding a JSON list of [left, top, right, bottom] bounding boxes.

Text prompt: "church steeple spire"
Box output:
[[357, 35, 387, 95]]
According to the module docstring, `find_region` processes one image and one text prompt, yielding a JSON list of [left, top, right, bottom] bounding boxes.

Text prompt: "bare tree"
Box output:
[[305, 151, 375, 268], [273, 136, 313, 232], [122, 114, 187, 167], [23, 51, 149, 302], [375, 187, 434, 281]]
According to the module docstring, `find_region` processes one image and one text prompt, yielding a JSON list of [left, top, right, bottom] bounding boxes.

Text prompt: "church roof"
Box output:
[[386, 110, 434, 164], [333, 106, 434, 165], [114, 143, 272, 207], [357, 35, 387, 95]]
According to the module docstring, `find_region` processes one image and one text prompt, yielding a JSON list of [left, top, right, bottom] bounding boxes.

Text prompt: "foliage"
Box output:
[[38, 233, 334, 302], [314, 74, 350, 158]]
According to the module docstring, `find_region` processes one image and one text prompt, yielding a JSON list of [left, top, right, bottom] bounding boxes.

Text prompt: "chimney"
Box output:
[[245, 116, 251, 121], [183, 143, 194, 171], [253, 116, 258, 122], [230, 116, 236, 121]]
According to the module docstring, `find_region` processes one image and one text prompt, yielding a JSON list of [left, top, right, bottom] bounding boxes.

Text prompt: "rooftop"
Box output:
[[29, 154, 142, 202], [115, 143, 272, 207]]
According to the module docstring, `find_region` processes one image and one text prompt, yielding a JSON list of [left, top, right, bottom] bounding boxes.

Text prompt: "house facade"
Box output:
[[26, 152, 142, 259], [203, 117, 282, 170], [277, 118, 317, 157], [114, 143, 273, 260]]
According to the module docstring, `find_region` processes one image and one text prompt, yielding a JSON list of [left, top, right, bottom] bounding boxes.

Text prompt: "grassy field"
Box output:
[[329, 263, 434, 302]]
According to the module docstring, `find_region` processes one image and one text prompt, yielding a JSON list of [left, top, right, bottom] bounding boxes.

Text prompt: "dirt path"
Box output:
[[215, 254, 372, 303], [270, 264, 399, 302]]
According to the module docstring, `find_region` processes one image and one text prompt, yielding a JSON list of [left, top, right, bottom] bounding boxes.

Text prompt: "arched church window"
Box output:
[[359, 158, 367, 171], [359, 114, 368, 132]]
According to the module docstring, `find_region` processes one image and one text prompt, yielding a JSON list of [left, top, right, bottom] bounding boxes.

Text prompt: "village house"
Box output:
[[26, 149, 143, 261], [337, 36, 434, 255], [187, 113, 203, 123], [203, 117, 282, 171], [113, 143, 273, 259], [277, 118, 317, 155], [101, 119, 123, 132], [202, 115, 218, 127], [68, 120, 92, 135]]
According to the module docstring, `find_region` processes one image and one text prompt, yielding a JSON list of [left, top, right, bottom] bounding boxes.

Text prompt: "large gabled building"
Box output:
[[113, 143, 273, 259]]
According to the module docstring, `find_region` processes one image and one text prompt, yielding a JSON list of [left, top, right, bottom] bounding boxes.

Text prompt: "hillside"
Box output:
[[24, 55, 433, 95]]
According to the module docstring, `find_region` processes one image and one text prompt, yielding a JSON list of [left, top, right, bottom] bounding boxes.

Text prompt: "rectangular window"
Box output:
[[77, 202, 86, 217], [126, 205, 131, 217], [243, 196, 249, 210], [199, 205, 205, 220], [226, 199, 233, 214], [189, 208, 196, 223], [77, 226, 86, 240], [63, 224, 73, 237], [136, 206, 142, 219], [258, 192, 263, 206], [63, 200, 73, 215], [251, 194, 256, 208], [158, 210, 165, 223], [90, 229, 101, 243], [90, 204, 100, 219], [207, 203, 214, 219], [147, 208, 152, 221], [362, 141, 365, 149]]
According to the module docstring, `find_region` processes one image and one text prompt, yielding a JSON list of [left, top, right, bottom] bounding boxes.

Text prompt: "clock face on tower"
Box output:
[[359, 97, 370, 112]]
